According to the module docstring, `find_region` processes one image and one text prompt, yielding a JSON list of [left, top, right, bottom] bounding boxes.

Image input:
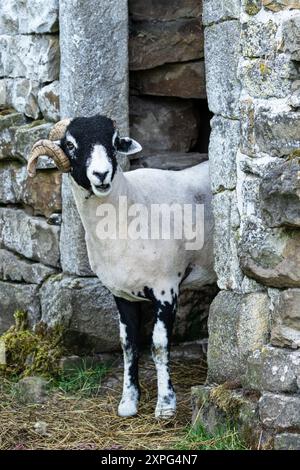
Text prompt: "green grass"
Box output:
[[175, 424, 247, 450], [53, 362, 110, 396]]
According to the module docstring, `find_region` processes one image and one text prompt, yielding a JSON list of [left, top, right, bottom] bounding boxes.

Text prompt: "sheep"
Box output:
[[27, 114, 216, 419]]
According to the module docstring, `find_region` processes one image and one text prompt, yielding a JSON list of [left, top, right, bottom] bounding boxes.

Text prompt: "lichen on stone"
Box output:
[[0, 310, 64, 379], [209, 383, 246, 419]]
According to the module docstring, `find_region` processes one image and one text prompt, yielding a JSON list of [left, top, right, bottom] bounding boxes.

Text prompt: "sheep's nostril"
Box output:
[[93, 171, 109, 183]]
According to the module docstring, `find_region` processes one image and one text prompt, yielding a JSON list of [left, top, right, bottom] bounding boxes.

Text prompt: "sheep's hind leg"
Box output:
[[150, 289, 177, 419], [114, 296, 141, 418]]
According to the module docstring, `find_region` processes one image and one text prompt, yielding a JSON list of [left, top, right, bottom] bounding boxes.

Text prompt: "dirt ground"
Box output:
[[0, 355, 207, 450]]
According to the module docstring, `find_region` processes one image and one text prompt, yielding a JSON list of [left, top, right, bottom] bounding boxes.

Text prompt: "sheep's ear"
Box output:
[[113, 133, 142, 155]]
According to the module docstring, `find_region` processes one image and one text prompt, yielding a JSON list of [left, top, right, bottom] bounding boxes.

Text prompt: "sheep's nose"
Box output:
[[93, 171, 109, 183]]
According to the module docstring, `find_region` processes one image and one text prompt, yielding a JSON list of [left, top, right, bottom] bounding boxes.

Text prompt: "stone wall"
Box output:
[[0, 0, 216, 353], [192, 0, 300, 450]]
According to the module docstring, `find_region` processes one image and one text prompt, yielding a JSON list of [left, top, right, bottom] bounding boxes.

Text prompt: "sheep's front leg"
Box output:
[[151, 291, 177, 419], [114, 296, 141, 418]]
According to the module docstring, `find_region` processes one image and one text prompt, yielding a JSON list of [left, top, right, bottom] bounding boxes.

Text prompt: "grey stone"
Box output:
[[38, 81, 60, 122], [0, 281, 40, 334], [279, 13, 300, 61], [0, 249, 56, 284], [240, 98, 300, 158], [59, 0, 129, 276], [209, 116, 239, 194], [274, 433, 300, 450], [244, 345, 300, 393], [129, 0, 201, 21], [0, 1, 58, 34], [207, 291, 270, 383], [130, 96, 200, 153], [15, 377, 48, 404], [202, 0, 240, 25], [212, 191, 243, 290], [17, 0, 58, 34], [270, 288, 300, 348], [40, 274, 120, 353], [6, 78, 41, 120], [60, 0, 128, 135], [60, 175, 93, 276], [0, 34, 59, 82], [238, 55, 297, 99], [0, 162, 62, 217], [0, 207, 60, 267], [241, 17, 278, 58], [131, 152, 208, 171], [130, 61, 206, 99], [129, 19, 203, 70], [260, 159, 300, 228], [0, 110, 27, 160], [239, 219, 300, 288], [15, 121, 56, 169], [204, 21, 241, 118], [259, 392, 300, 429], [191, 385, 262, 448], [0, 80, 7, 106]]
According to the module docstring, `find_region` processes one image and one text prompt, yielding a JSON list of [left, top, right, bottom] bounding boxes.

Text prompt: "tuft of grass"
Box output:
[[175, 424, 247, 451], [53, 362, 110, 396]]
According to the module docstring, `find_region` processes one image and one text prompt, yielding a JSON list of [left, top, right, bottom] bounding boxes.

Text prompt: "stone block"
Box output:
[[203, 0, 240, 25], [240, 98, 300, 158], [207, 291, 270, 383], [0, 207, 60, 267], [0, 162, 61, 217], [130, 96, 200, 153], [279, 13, 300, 60], [239, 219, 300, 288], [0, 1, 58, 34], [40, 274, 120, 353], [6, 78, 41, 120], [131, 152, 208, 171], [37, 81, 60, 122], [129, 0, 201, 21], [270, 288, 300, 348], [59, 175, 93, 276], [0, 109, 27, 160], [15, 377, 48, 404], [274, 433, 300, 450], [212, 191, 243, 290], [244, 345, 300, 392], [0, 281, 40, 334], [0, 34, 59, 82], [260, 159, 300, 228], [0, 249, 56, 284], [241, 16, 278, 58], [238, 56, 297, 99], [129, 19, 204, 70], [15, 121, 55, 169], [204, 21, 241, 118], [259, 392, 300, 429], [130, 61, 206, 99], [209, 116, 239, 194]]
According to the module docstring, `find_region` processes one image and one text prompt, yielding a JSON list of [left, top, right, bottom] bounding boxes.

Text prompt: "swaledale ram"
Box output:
[[27, 115, 215, 419]]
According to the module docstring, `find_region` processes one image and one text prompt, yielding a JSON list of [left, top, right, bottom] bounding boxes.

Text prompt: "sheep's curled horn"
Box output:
[[27, 119, 71, 177]]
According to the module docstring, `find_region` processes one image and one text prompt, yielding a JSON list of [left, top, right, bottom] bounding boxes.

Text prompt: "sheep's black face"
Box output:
[[60, 114, 142, 198]]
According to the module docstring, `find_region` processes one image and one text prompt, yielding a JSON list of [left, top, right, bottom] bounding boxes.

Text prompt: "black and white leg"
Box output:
[[114, 296, 141, 417], [149, 288, 178, 419]]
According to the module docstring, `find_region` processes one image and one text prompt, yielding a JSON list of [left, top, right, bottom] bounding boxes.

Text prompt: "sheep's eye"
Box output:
[[66, 141, 75, 151]]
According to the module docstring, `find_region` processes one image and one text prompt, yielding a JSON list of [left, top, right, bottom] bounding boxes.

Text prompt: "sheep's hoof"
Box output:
[[118, 399, 138, 418], [155, 404, 176, 420]]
